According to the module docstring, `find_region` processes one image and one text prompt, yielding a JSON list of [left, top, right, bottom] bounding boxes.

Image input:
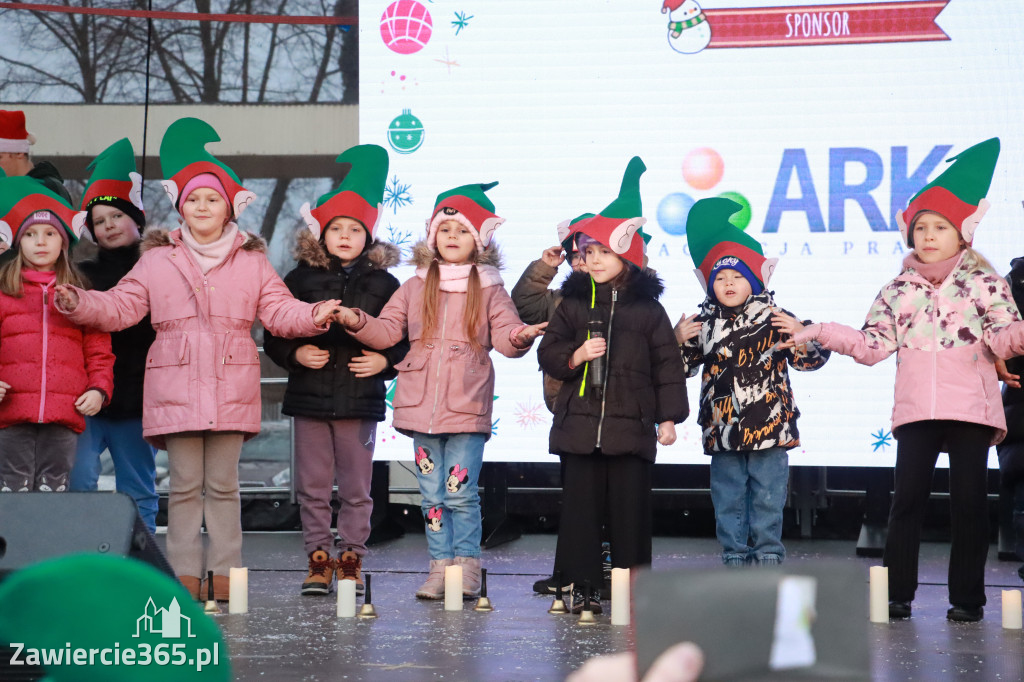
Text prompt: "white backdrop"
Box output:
[[359, 0, 1024, 466]]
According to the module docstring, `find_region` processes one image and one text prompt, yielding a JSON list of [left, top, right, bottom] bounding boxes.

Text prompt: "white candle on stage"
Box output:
[[869, 566, 888, 623], [337, 579, 357, 618], [444, 565, 463, 611], [1002, 589, 1023, 629], [228, 567, 248, 614], [610, 568, 630, 626]]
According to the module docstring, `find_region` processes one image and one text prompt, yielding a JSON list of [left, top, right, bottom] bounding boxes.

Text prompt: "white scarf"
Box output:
[[179, 222, 239, 274]]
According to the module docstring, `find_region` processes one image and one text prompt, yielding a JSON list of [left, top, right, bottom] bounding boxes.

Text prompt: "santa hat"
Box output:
[[300, 144, 389, 240], [0, 172, 84, 248], [897, 137, 1000, 247], [81, 137, 146, 234], [569, 156, 648, 269], [687, 197, 777, 297], [159, 117, 256, 218], [0, 110, 36, 154], [426, 181, 504, 251], [0, 554, 231, 682]]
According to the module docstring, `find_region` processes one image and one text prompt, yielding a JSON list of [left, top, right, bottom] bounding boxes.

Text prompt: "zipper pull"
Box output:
[[612, 289, 618, 302]]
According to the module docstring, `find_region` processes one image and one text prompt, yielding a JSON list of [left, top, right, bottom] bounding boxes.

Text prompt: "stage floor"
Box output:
[[157, 532, 1024, 681]]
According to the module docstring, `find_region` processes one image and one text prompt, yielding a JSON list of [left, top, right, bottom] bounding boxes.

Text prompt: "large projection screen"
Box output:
[[359, 0, 1024, 467]]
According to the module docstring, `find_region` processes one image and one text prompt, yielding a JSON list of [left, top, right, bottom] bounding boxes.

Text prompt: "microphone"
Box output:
[[588, 319, 606, 394]]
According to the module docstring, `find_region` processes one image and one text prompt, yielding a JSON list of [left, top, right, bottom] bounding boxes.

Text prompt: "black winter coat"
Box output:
[[78, 243, 156, 419], [998, 258, 1024, 474], [264, 234, 409, 421], [537, 269, 689, 461]]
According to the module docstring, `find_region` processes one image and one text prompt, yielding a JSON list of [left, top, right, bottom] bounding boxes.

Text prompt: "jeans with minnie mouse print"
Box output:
[[412, 432, 486, 559]]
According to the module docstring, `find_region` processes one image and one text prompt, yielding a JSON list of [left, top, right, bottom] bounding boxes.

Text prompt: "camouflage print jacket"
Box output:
[[681, 291, 830, 454]]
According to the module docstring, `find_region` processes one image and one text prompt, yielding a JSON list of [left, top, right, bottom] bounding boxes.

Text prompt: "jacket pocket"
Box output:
[[145, 335, 190, 407], [222, 334, 261, 405], [447, 357, 494, 415], [392, 354, 429, 409]]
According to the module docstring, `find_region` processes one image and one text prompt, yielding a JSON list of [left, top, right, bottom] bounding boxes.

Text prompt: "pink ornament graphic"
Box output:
[[380, 0, 433, 55]]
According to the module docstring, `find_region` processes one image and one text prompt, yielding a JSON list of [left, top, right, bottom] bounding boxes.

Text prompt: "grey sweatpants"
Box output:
[[0, 423, 78, 492]]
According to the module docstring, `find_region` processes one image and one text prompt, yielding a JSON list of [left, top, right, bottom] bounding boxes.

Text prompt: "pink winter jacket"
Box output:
[[347, 243, 530, 438], [795, 251, 1024, 445], [61, 228, 327, 449]]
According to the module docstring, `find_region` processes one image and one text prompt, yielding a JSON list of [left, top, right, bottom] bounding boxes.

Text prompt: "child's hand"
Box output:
[[313, 299, 343, 326], [771, 310, 805, 349], [75, 389, 103, 416], [0, 380, 9, 403], [657, 421, 677, 446], [515, 322, 548, 345], [572, 337, 606, 367], [54, 284, 79, 312], [540, 246, 566, 269], [996, 358, 1021, 389], [674, 313, 701, 344], [296, 344, 330, 369], [334, 306, 359, 327], [349, 350, 388, 378]]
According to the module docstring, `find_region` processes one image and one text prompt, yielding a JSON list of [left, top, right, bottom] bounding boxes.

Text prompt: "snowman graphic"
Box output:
[[662, 0, 712, 54]]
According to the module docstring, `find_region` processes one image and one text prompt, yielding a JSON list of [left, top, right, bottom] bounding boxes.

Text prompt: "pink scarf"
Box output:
[[414, 261, 504, 292], [179, 222, 239, 274], [904, 251, 962, 286]]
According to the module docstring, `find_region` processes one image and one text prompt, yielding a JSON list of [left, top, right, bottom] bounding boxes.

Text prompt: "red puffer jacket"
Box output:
[[0, 269, 114, 432]]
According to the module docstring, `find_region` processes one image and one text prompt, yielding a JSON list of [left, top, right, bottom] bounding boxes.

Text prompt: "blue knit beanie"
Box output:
[[708, 256, 762, 303]]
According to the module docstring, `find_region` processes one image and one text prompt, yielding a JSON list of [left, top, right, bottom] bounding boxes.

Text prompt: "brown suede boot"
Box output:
[[455, 556, 481, 598], [178, 575, 201, 601], [301, 549, 335, 596], [336, 548, 364, 596], [415, 558, 454, 599]]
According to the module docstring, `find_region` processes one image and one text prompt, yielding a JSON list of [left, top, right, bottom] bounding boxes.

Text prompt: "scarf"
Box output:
[[414, 261, 504, 292], [179, 222, 239, 274], [904, 251, 962, 286]]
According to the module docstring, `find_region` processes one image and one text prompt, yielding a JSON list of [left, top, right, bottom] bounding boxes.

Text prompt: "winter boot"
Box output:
[[416, 558, 454, 599], [178, 575, 201, 601], [455, 556, 481, 598], [301, 549, 335, 596], [336, 548, 364, 596]]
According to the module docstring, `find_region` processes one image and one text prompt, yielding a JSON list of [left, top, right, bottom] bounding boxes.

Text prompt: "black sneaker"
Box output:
[[569, 587, 603, 615], [888, 601, 911, 619], [533, 575, 571, 595], [946, 605, 983, 622], [1018, 563, 1024, 582]]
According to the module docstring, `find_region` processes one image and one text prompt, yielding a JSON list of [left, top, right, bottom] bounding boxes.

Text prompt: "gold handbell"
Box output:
[[548, 596, 569, 614], [474, 596, 494, 612], [357, 602, 378, 619], [203, 571, 221, 614], [577, 607, 598, 625], [357, 573, 379, 619]]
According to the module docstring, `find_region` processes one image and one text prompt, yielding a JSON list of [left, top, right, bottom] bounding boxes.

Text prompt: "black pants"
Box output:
[[884, 420, 992, 608], [996, 440, 1024, 562], [554, 452, 653, 591]]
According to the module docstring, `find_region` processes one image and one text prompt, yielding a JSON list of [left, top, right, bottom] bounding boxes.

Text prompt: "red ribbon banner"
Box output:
[[704, 1, 949, 49]]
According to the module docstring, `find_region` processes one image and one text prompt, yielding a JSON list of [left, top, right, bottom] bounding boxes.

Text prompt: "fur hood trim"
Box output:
[[409, 239, 504, 270], [292, 229, 401, 270], [140, 226, 267, 254], [560, 267, 664, 303]]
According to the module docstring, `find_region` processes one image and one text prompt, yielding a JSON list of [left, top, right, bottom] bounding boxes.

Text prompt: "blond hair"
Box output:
[[420, 252, 484, 351], [0, 246, 85, 297]]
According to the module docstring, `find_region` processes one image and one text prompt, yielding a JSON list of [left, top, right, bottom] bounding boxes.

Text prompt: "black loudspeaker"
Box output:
[[0, 491, 175, 581]]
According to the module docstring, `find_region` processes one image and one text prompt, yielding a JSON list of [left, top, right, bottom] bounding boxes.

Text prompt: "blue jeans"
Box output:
[[413, 432, 486, 560], [710, 447, 789, 565], [70, 416, 159, 533]]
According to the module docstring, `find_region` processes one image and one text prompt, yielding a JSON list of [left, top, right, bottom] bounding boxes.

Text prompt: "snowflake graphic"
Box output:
[[451, 11, 473, 35], [871, 428, 893, 452], [491, 418, 500, 436], [383, 223, 416, 257], [383, 174, 413, 213], [514, 400, 546, 429]]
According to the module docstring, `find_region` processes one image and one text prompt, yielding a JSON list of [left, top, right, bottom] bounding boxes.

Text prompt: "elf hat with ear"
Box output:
[[159, 117, 256, 218], [81, 137, 146, 233], [556, 213, 595, 253], [0, 172, 85, 248], [687, 196, 777, 296], [426, 181, 504, 251], [897, 137, 1000, 247], [300, 144, 389, 241], [569, 156, 649, 269]]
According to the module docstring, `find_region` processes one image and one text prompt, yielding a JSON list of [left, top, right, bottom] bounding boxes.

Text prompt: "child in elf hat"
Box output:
[[775, 138, 1024, 622], [264, 144, 409, 597], [677, 197, 829, 571], [0, 174, 114, 493], [537, 157, 689, 614], [334, 181, 546, 600], [55, 118, 341, 602], [68, 138, 160, 533]]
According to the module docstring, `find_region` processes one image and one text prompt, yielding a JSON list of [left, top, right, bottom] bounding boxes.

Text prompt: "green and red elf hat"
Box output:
[[687, 196, 777, 293], [300, 144, 389, 240], [427, 181, 504, 251], [897, 137, 1000, 247], [159, 117, 256, 218], [0, 169, 84, 247], [80, 137, 145, 232], [556, 213, 596, 253], [569, 156, 648, 269]]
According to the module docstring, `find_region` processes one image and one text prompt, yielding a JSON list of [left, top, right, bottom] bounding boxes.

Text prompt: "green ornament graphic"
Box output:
[[388, 109, 425, 155], [718, 190, 751, 231]]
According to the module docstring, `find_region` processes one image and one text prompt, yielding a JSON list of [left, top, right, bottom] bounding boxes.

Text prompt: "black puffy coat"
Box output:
[[998, 258, 1024, 473], [264, 234, 409, 421], [77, 243, 156, 419], [537, 269, 689, 461]]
